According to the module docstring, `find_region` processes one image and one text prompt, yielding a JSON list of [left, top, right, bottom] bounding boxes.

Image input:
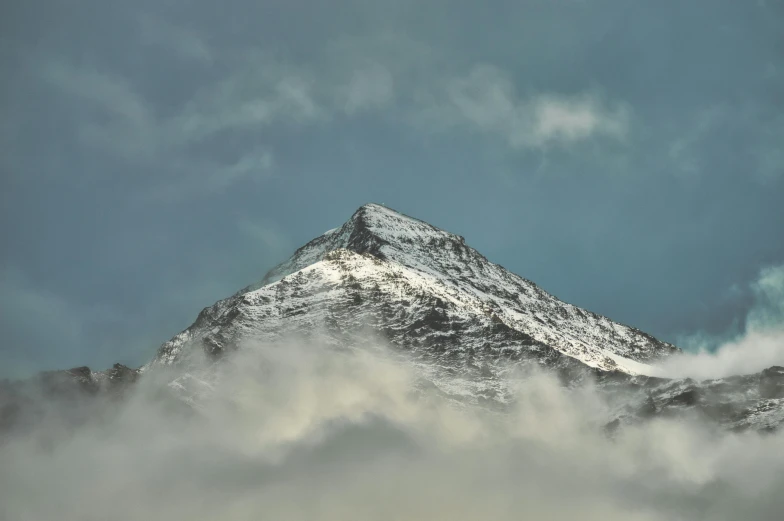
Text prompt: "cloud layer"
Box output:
[[658, 264, 784, 379], [3, 339, 784, 521]]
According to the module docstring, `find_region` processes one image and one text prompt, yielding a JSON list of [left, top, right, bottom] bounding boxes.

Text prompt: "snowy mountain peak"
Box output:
[[158, 204, 679, 378], [351, 203, 466, 248], [243, 203, 464, 291]]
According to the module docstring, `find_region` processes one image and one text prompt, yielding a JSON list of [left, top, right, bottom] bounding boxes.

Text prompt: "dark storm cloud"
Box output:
[[1, 0, 783, 375]]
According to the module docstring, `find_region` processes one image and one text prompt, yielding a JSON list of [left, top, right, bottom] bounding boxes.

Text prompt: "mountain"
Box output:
[[3, 204, 783, 433], [153, 203, 677, 374]]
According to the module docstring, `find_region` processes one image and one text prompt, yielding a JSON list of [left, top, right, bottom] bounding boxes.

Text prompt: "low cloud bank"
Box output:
[[2, 339, 784, 521], [658, 328, 784, 380], [658, 265, 784, 380]]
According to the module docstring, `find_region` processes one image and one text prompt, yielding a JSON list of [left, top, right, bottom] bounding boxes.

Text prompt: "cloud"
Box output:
[[37, 20, 636, 205], [41, 62, 159, 160], [748, 264, 784, 329], [146, 148, 275, 202], [40, 61, 165, 165], [41, 58, 311, 153], [434, 65, 631, 149], [531, 94, 629, 145], [3, 339, 784, 521], [39, 44, 394, 200], [665, 102, 784, 183], [39, 56, 288, 199], [219, 149, 275, 186], [342, 63, 395, 114], [41, 62, 153, 127], [657, 264, 784, 379], [171, 58, 326, 143]]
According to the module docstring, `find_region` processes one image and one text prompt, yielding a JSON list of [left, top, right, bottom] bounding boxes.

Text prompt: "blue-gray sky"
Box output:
[[1, 0, 783, 377]]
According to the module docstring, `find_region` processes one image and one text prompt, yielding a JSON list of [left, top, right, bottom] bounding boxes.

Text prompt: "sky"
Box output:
[[1, 0, 783, 377]]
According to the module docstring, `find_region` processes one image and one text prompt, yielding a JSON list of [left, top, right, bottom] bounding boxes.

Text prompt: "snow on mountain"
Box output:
[[153, 203, 678, 377]]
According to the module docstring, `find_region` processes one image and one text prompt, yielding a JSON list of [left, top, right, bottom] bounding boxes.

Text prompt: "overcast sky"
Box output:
[[1, 0, 782, 377]]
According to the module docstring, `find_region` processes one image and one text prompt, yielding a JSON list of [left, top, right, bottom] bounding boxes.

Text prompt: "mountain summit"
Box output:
[[153, 203, 678, 378]]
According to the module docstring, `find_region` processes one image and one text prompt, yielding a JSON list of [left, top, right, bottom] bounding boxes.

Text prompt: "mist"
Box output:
[[657, 264, 784, 380], [2, 337, 784, 521]]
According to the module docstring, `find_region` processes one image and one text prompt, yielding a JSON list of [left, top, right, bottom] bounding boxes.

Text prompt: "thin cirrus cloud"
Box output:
[[342, 63, 395, 115], [40, 61, 158, 160], [145, 148, 275, 203], [38, 58, 283, 198], [38, 20, 634, 203]]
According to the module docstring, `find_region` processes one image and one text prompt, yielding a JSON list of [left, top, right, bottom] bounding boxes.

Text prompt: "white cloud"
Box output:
[[439, 65, 631, 149], [657, 264, 784, 380], [342, 64, 395, 114], [531, 94, 629, 145], [749, 264, 784, 330], [3, 339, 784, 520]]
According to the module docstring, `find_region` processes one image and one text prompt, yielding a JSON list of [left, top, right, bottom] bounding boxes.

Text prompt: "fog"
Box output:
[[658, 328, 784, 380], [2, 337, 784, 521], [657, 265, 784, 380]]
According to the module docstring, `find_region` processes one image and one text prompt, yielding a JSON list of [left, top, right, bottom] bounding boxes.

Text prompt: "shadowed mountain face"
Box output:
[[3, 204, 783, 433]]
